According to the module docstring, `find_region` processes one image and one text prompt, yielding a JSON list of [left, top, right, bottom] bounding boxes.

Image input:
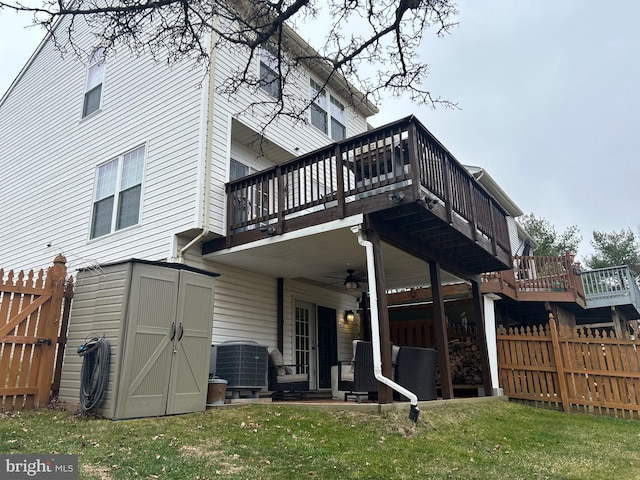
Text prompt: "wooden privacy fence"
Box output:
[[0, 255, 73, 410], [497, 317, 640, 418]]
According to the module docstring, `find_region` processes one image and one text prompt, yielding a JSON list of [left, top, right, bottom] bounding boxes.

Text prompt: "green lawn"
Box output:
[[1, 399, 639, 479]]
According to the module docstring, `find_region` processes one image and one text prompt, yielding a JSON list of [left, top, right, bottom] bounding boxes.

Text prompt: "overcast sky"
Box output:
[[1, 1, 638, 262]]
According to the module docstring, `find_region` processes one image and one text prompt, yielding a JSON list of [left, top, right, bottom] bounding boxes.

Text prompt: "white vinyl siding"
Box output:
[[0, 14, 204, 273], [182, 248, 356, 368], [206, 18, 370, 235], [507, 216, 520, 256]]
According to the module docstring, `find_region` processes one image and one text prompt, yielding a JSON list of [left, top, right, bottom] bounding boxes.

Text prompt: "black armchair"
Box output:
[[395, 346, 438, 401], [338, 341, 378, 402], [268, 347, 309, 400]]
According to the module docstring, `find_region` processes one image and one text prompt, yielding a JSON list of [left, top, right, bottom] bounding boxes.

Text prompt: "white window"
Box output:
[[230, 158, 251, 181], [91, 145, 145, 239], [259, 47, 280, 98], [309, 78, 328, 134], [330, 96, 346, 141], [230, 158, 269, 228], [310, 79, 346, 140], [83, 47, 106, 118]]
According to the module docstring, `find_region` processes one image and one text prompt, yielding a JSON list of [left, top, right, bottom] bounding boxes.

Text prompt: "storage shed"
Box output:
[[58, 259, 218, 419]]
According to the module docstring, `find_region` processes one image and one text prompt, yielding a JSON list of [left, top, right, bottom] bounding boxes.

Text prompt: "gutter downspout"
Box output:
[[353, 225, 420, 422], [178, 24, 218, 263]]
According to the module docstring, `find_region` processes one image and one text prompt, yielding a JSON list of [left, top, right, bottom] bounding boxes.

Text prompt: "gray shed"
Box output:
[[58, 259, 218, 419]]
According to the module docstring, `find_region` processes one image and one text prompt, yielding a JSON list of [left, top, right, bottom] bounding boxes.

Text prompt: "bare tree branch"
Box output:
[[0, 0, 460, 127]]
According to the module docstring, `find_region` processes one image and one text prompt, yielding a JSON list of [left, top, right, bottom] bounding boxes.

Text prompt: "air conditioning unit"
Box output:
[[214, 341, 268, 398]]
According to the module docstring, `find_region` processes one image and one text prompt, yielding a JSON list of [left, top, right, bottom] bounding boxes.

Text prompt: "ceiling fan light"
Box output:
[[344, 270, 360, 291], [344, 280, 359, 291]]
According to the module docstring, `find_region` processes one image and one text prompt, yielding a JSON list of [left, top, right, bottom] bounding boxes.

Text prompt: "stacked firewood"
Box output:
[[435, 336, 483, 385], [448, 337, 482, 384]]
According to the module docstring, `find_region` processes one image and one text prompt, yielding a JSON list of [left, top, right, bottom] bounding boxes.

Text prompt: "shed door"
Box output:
[[115, 265, 179, 419], [166, 271, 216, 415]]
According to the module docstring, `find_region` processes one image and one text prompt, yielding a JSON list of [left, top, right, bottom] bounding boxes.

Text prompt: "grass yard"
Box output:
[[1, 399, 639, 479]]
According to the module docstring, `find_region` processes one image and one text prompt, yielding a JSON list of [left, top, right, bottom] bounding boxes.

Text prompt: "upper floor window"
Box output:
[[309, 79, 346, 141], [230, 158, 252, 181], [309, 78, 328, 134], [330, 96, 346, 141], [90, 145, 145, 239], [259, 47, 280, 98], [83, 47, 105, 118]]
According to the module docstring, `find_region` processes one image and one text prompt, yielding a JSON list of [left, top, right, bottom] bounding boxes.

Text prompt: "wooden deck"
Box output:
[[581, 265, 640, 318], [203, 116, 512, 276], [481, 252, 586, 306]]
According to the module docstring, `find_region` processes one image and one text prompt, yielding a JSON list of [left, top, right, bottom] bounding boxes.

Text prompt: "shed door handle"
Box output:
[[178, 322, 184, 341], [170, 322, 176, 341]]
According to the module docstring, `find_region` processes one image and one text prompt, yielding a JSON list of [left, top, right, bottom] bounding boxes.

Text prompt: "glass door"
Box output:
[[294, 301, 316, 389]]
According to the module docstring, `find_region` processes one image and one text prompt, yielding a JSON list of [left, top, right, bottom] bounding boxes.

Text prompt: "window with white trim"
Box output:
[[330, 96, 346, 141], [230, 158, 251, 181], [310, 79, 347, 141], [309, 78, 328, 134], [259, 47, 280, 98], [90, 145, 145, 239], [83, 47, 106, 118], [230, 158, 269, 228]]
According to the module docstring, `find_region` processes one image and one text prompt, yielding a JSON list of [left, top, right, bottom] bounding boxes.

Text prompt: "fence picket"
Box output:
[[0, 257, 71, 410], [498, 316, 640, 418]]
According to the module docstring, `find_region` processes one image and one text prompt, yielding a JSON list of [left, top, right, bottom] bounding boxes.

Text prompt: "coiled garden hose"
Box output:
[[77, 337, 110, 413]]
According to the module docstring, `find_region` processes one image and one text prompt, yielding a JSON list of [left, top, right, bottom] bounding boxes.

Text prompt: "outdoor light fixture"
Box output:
[[345, 310, 356, 323], [344, 269, 360, 291], [424, 194, 438, 209], [260, 225, 277, 236], [387, 191, 405, 203]]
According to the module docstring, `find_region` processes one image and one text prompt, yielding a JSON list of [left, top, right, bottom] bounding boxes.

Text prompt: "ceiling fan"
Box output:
[[343, 269, 362, 291], [323, 268, 367, 291]]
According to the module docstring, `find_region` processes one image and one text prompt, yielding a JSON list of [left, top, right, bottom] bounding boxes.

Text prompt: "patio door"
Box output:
[[317, 306, 337, 390], [294, 302, 337, 390], [294, 301, 317, 388]]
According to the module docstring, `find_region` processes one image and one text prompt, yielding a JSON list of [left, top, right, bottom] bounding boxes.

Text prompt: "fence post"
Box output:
[[548, 314, 570, 412], [34, 255, 67, 406], [51, 276, 74, 397]]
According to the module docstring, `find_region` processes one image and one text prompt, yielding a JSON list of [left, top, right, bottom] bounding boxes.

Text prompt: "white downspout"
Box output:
[[353, 225, 420, 422], [177, 24, 218, 263]]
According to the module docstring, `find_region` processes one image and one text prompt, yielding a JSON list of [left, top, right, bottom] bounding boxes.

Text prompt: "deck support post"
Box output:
[[430, 260, 453, 399], [277, 278, 284, 353]]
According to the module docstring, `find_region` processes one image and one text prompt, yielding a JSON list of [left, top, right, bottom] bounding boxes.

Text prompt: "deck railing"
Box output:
[[482, 252, 586, 303], [226, 116, 510, 256], [581, 266, 640, 310]]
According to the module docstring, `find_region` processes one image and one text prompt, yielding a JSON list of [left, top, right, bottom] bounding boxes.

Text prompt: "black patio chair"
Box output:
[[337, 341, 379, 402], [267, 347, 309, 400], [395, 346, 438, 401]]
